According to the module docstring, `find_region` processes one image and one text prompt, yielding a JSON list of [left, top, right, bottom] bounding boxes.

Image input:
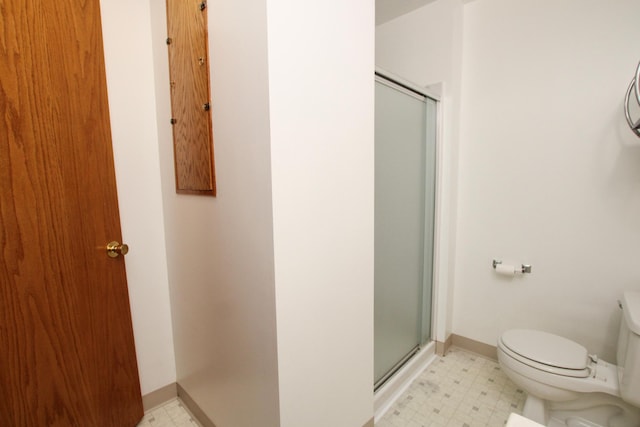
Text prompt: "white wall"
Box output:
[[103, 0, 374, 424], [100, 0, 176, 395], [376, 0, 464, 344], [454, 0, 640, 360], [267, 1, 375, 426], [149, 0, 281, 426], [376, 0, 460, 88]]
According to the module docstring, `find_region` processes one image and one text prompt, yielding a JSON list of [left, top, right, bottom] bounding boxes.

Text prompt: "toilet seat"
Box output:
[[499, 329, 592, 378]]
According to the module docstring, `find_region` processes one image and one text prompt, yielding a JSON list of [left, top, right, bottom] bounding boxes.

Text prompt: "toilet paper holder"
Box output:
[[493, 259, 532, 274]]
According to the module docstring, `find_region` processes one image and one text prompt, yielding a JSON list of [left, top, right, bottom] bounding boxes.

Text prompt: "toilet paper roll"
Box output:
[[495, 263, 517, 276]]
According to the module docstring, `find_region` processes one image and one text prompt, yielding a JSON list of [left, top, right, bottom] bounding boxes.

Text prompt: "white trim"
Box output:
[[421, 96, 438, 346], [374, 342, 438, 422], [432, 83, 446, 344]]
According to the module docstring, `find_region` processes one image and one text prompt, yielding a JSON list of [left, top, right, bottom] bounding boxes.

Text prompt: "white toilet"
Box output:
[[497, 291, 640, 427]]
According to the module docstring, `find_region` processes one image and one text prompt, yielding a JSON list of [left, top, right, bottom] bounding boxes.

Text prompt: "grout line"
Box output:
[[375, 347, 524, 427]]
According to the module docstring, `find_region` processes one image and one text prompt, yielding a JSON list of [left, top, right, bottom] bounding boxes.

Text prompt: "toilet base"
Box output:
[[521, 392, 640, 427], [523, 394, 548, 424]]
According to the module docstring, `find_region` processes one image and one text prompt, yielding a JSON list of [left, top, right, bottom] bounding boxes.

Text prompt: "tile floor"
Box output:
[[138, 348, 524, 427], [137, 398, 202, 427], [376, 348, 525, 427]]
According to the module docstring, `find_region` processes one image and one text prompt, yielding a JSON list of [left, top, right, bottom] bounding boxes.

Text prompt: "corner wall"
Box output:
[[454, 0, 640, 360], [102, 1, 375, 424], [149, 0, 281, 425]]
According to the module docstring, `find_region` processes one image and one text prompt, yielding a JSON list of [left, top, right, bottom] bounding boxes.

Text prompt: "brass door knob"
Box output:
[[106, 241, 129, 258]]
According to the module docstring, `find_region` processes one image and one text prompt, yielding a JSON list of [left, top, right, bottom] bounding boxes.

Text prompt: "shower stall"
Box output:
[[374, 70, 438, 390]]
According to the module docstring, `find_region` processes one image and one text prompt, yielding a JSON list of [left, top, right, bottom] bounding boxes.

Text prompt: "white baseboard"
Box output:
[[374, 341, 438, 422]]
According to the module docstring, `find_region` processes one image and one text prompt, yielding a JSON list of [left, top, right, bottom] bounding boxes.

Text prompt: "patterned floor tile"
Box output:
[[376, 348, 524, 427], [137, 348, 523, 427], [137, 398, 202, 427]]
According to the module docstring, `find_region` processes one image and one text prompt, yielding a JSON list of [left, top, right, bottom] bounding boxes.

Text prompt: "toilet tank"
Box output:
[[617, 291, 640, 406]]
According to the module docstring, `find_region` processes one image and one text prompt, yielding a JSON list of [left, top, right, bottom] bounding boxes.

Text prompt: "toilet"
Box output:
[[497, 291, 640, 427]]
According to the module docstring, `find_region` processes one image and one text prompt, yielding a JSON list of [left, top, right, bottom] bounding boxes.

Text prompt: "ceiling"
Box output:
[[376, 0, 438, 25]]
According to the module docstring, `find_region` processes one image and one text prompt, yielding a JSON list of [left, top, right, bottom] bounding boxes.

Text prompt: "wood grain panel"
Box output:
[[167, 0, 216, 195], [0, 0, 143, 425]]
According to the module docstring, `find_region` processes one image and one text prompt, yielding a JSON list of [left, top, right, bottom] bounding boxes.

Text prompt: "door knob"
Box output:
[[106, 241, 129, 258]]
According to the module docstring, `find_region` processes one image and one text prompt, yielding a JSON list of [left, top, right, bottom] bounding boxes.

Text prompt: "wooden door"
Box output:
[[0, 1, 144, 426]]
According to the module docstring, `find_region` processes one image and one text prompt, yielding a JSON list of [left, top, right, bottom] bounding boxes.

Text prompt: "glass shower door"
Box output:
[[374, 74, 437, 388]]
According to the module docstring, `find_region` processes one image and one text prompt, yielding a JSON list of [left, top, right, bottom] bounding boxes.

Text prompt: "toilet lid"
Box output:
[[501, 329, 589, 370]]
